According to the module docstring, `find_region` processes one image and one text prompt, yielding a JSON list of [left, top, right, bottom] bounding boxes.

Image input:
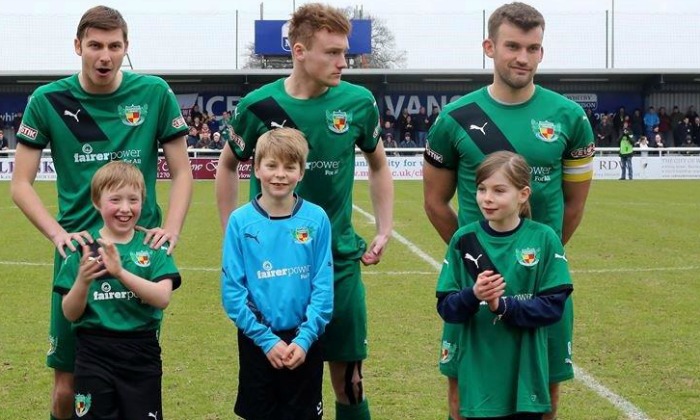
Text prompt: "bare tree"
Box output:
[[243, 6, 407, 69]]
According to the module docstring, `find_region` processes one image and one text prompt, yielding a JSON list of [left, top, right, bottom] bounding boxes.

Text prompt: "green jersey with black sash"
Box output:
[[436, 219, 572, 417], [230, 78, 381, 261], [53, 230, 181, 332], [16, 72, 188, 233], [425, 85, 595, 237]]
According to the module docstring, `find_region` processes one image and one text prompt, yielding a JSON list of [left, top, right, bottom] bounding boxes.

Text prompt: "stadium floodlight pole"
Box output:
[[611, 0, 615, 68], [236, 10, 239, 69]]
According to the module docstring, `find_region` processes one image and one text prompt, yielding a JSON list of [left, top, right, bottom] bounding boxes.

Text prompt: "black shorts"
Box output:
[[235, 329, 324, 420], [73, 329, 163, 420]]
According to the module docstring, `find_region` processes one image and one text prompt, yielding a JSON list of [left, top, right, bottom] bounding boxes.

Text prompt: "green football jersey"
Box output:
[[16, 72, 188, 233], [436, 219, 572, 417], [230, 78, 381, 260], [53, 230, 181, 332], [425, 85, 595, 237]]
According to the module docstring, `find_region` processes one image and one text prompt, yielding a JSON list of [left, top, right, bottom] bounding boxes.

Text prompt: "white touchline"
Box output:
[[351, 204, 652, 420]]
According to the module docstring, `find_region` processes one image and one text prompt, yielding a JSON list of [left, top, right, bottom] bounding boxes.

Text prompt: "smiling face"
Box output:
[[484, 22, 543, 92], [254, 154, 304, 204], [477, 168, 530, 232], [74, 27, 128, 94], [95, 184, 142, 241]]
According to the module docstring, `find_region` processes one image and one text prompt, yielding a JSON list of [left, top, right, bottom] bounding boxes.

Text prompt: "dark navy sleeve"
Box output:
[[492, 287, 572, 328], [436, 287, 482, 323]]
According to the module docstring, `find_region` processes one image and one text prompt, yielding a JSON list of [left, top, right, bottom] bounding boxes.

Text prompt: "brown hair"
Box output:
[[255, 128, 309, 170], [487, 2, 545, 40], [476, 151, 532, 218], [91, 161, 145, 205], [76, 6, 128, 42], [288, 3, 351, 49]]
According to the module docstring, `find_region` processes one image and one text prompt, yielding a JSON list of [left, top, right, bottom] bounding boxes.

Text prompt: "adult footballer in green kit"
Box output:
[[215, 4, 393, 420], [423, 3, 595, 420], [10, 6, 193, 420]]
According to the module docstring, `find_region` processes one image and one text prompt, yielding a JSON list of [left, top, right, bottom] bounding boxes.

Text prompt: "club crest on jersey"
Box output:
[[516, 248, 540, 267], [75, 393, 92, 417], [326, 110, 352, 134], [292, 227, 314, 244], [531, 120, 561, 142], [119, 104, 148, 126], [131, 251, 151, 267], [440, 340, 456, 364]]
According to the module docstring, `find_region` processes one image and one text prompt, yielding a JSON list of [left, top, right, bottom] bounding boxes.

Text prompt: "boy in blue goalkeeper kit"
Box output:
[[221, 128, 334, 420]]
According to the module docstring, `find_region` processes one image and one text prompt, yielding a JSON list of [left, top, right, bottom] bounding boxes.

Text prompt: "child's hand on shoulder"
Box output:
[[283, 343, 307, 370], [266, 340, 289, 369]]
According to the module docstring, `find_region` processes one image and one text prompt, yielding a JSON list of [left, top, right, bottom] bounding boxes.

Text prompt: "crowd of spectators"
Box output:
[[184, 104, 227, 150], [589, 105, 700, 152], [380, 106, 440, 155]]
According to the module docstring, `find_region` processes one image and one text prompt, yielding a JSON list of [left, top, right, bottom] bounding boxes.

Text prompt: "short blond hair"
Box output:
[[254, 128, 309, 170], [288, 3, 351, 49], [91, 161, 145, 205]]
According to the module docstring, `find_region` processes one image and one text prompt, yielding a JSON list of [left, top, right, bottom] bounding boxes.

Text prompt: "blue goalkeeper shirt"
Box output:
[[221, 195, 333, 354]]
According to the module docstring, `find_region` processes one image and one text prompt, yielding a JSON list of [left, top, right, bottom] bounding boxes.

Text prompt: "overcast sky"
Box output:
[[2, 0, 700, 71]]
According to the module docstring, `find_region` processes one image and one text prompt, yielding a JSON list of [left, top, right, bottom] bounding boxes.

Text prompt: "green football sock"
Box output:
[[336, 399, 370, 420]]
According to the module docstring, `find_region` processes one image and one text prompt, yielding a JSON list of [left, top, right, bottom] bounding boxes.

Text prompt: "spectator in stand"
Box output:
[[399, 131, 417, 156], [190, 104, 203, 121], [686, 105, 698, 121], [383, 108, 396, 135], [196, 130, 212, 149], [383, 133, 399, 156], [397, 108, 410, 140], [674, 116, 692, 146], [381, 120, 394, 141], [199, 122, 211, 137], [0, 130, 8, 157], [207, 113, 219, 134], [657, 106, 673, 146], [401, 115, 415, 140], [413, 106, 430, 148], [652, 133, 665, 148], [670, 105, 684, 137], [692, 116, 700, 145], [643, 106, 659, 140], [186, 126, 200, 149], [630, 108, 644, 138], [192, 115, 203, 133], [595, 114, 614, 147], [681, 135, 696, 154], [209, 132, 225, 150], [613, 106, 626, 139], [428, 106, 440, 130], [585, 109, 598, 131]]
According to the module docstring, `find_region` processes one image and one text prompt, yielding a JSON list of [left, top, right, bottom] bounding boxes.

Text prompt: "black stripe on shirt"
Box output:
[[248, 96, 299, 131], [448, 102, 516, 155], [45, 91, 109, 143]]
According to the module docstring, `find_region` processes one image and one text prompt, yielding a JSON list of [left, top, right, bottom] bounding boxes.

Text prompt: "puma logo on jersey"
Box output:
[[148, 412, 158, 420], [464, 253, 483, 268], [469, 122, 487, 135], [555, 253, 568, 262], [244, 232, 260, 243], [270, 120, 287, 128], [64, 109, 81, 122]]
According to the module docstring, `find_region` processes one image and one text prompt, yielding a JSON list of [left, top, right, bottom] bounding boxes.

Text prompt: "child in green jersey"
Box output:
[[55, 161, 181, 420], [436, 151, 573, 420]]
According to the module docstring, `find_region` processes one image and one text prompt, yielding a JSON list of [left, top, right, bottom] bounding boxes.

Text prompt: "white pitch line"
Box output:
[[352, 204, 652, 420]]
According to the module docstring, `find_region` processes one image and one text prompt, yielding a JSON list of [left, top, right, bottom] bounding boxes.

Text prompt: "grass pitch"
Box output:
[[0, 179, 698, 419]]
